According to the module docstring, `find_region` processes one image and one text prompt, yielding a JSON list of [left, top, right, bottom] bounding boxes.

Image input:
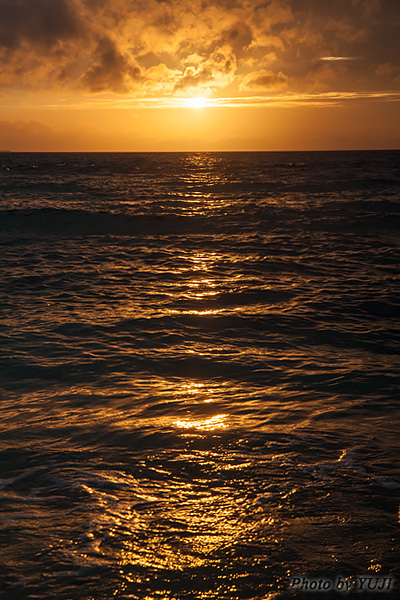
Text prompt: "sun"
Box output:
[[184, 96, 209, 109]]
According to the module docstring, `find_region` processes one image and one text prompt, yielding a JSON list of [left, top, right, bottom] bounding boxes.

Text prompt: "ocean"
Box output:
[[0, 151, 399, 599]]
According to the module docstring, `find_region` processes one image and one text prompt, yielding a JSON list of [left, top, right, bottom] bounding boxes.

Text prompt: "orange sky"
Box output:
[[1, 0, 399, 151]]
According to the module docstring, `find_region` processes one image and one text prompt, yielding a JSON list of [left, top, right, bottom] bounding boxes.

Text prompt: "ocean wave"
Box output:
[[1, 202, 399, 240]]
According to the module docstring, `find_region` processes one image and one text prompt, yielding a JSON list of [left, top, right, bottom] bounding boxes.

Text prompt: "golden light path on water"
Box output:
[[76, 159, 287, 596]]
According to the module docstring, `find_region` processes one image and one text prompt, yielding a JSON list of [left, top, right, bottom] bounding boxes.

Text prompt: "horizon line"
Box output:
[[2, 148, 400, 154]]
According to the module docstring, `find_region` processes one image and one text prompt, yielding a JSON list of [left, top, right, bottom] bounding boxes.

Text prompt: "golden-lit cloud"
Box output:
[[0, 0, 399, 97], [174, 46, 237, 93], [319, 56, 359, 61]]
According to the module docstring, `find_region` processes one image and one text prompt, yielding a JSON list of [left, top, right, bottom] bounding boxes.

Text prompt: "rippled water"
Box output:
[[1, 151, 399, 599]]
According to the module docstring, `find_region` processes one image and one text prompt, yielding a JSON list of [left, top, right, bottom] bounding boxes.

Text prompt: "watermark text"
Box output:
[[289, 576, 395, 593]]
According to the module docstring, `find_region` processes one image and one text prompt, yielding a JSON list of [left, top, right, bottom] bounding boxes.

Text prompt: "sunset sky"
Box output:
[[1, 0, 399, 151]]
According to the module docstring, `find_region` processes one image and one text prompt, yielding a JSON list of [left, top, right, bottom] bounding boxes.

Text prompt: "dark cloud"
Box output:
[[0, 0, 83, 50], [240, 69, 289, 91], [79, 37, 141, 93], [218, 22, 253, 55]]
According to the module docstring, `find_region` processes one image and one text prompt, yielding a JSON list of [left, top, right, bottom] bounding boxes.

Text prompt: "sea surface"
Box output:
[[0, 151, 399, 600]]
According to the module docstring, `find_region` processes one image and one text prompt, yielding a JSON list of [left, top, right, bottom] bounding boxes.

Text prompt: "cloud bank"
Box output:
[[0, 0, 399, 98]]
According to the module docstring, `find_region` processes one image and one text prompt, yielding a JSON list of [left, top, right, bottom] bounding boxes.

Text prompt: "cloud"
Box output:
[[0, 0, 398, 97], [142, 63, 182, 94], [239, 69, 289, 91], [352, 0, 382, 17], [375, 62, 399, 78], [0, 0, 83, 50], [319, 56, 359, 61], [174, 46, 237, 93], [0, 119, 54, 151], [78, 37, 141, 93], [216, 21, 253, 56]]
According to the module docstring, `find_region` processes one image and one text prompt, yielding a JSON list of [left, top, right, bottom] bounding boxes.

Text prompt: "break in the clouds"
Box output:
[[0, 0, 399, 98]]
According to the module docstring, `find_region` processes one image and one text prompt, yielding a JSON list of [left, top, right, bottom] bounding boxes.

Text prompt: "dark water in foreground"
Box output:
[[0, 151, 399, 599]]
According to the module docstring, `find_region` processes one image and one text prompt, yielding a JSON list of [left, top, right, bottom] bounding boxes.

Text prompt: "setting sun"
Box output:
[[184, 97, 209, 109]]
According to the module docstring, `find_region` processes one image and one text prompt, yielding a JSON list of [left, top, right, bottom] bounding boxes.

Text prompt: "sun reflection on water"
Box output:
[[182, 249, 228, 315], [111, 475, 259, 574], [82, 155, 275, 591], [173, 152, 232, 215], [174, 414, 228, 431]]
